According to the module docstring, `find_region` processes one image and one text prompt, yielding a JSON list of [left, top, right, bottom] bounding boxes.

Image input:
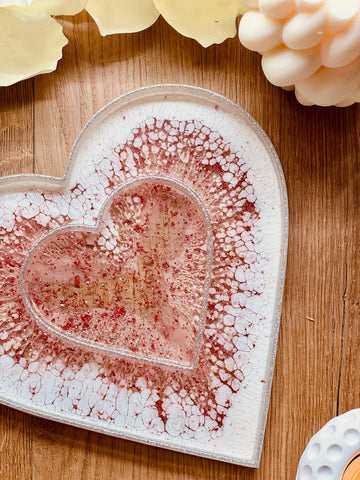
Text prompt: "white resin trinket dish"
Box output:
[[0, 85, 287, 467]]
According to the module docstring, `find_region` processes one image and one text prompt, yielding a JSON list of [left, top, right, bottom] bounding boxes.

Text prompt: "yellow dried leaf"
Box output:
[[153, 0, 244, 47], [0, 10, 67, 86], [86, 0, 160, 35], [11, 0, 87, 16]]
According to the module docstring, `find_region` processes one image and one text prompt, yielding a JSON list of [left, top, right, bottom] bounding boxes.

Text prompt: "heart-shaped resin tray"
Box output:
[[0, 85, 287, 467], [21, 176, 213, 370]]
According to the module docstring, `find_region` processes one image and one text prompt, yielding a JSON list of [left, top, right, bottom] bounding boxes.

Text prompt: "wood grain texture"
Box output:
[[0, 11, 359, 480]]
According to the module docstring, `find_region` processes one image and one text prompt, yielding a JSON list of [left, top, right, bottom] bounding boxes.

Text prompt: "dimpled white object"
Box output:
[[296, 409, 360, 480], [238, 0, 360, 106]]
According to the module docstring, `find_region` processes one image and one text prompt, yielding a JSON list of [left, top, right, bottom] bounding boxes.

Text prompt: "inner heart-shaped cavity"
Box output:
[[21, 176, 213, 370]]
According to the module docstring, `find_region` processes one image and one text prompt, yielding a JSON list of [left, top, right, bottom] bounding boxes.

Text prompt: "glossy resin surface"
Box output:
[[22, 176, 213, 370], [0, 85, 287, 467]]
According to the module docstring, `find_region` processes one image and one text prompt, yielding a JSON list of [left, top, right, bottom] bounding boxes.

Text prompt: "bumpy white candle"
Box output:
[[239, 0, 360, 106]]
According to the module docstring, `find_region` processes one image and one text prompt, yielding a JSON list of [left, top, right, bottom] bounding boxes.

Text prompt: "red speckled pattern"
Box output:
[[23, 178, 212, 369]]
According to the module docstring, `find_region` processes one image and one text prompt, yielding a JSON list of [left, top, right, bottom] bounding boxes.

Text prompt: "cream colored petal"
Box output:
[[328, 0, 360, 30], [282, 5, 326, 50], [241, 0, 259, 7], [0, 1, 33, 6], [261, 46, 321, 86], [239, 11, 283, 52], [335, 82, 360, 106], [259, 0, 295, 19], [295, 59, 360, 106], [153, 0, 244, 47], [0, 10, 67, 86], [294, 89, 314, 105], [11, 0, 87, 15], [86, 0, 160, 35], [295, 0, 325, 11], [321, 12, 360, 68]]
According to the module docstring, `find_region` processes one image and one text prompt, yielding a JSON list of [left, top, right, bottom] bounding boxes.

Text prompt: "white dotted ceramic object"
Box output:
[[296, 409, 360, 480]]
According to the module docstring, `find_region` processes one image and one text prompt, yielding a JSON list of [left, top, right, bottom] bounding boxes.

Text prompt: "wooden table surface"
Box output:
[[0, 12, 359, 480]]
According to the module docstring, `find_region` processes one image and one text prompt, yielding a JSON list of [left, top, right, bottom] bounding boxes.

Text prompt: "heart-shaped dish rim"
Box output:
[[0, 85, 288, 467]]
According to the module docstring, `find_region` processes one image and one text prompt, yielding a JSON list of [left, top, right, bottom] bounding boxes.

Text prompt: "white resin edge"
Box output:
[[0, 84, 288, 467]]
